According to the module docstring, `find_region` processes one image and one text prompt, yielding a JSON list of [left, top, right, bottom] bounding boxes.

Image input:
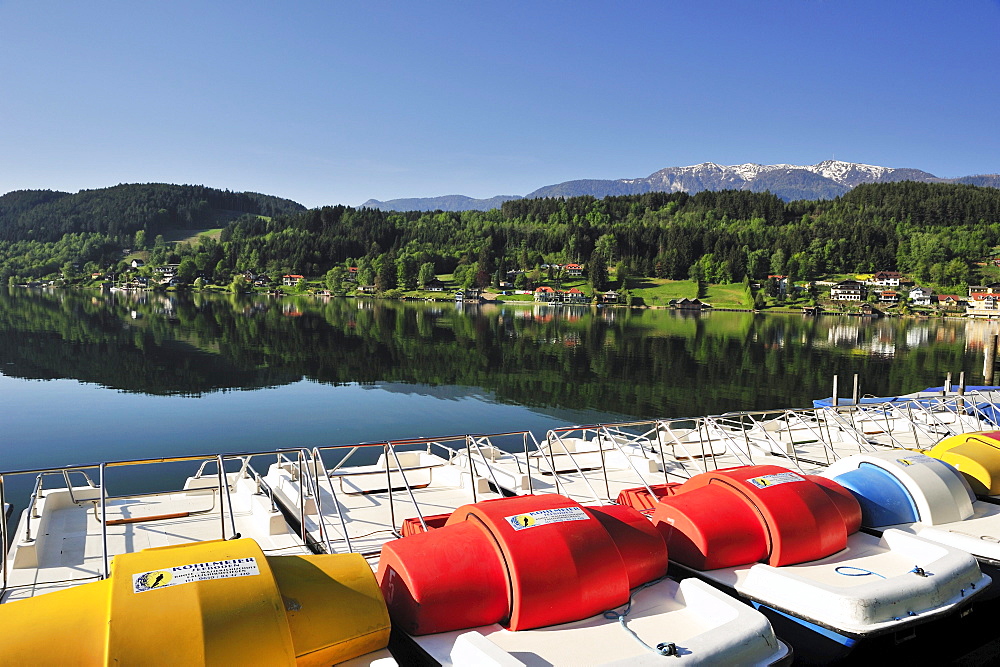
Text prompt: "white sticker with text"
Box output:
[[746, 472, 805, 489], [133, 557, 260, 593], [506, 507, 590, 530]]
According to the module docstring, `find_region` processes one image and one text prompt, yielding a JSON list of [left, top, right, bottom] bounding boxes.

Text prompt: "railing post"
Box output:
[[100, 463, 109, 579], [523, 433, 534, 495], [465, 436, 477, 504], [385, 444, 397, 533], [596, 426, 611, 502], [547, 433, 561, 496], [387, 441, 426, 534], [216, 454, 238, 540], [314, 447, 349, 554], [1, 474, 7, 591]]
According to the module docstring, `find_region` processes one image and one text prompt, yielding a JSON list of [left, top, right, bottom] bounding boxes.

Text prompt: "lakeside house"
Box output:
[[936, 295, 966, 309], [968, 283, 1000, 296], [767, 275, 788, 294], [868, 271, 902, 287], [562, 287, 588, 304], [454, 288, 482, 302], [877, 290, 899, 304], [282, 274, 304, 287], [909, 286, 933, 306], [424, 278, 445, 292], [534, 286, 558, 302], [670, 297, 709, 310], [967, 292, 999, 318], [564, 263, 584, 277], [830, 280, 864, 301]]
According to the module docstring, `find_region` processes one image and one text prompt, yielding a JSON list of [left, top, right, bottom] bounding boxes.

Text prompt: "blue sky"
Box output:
[[1, 1, 998, 207]]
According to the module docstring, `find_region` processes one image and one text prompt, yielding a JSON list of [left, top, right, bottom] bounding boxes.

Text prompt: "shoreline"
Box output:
[[12, 284, 987, 320]]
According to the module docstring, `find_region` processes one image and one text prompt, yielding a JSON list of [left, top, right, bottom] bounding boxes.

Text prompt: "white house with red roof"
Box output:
[[868, 271, 902, 287], [534, 285, 559, 302], [562, 287, 588, 304], [967, 292, 999, 317]]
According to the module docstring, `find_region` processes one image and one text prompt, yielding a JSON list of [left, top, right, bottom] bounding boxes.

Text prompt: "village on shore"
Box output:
[[18, 255, 1000, 320]]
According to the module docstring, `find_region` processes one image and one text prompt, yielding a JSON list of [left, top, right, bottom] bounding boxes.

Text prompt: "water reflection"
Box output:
[[0, 286, 995, 418]]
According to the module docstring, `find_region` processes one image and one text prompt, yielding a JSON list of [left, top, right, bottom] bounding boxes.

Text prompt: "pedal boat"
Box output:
[[262, 438, 510, 564], [2, 452, 313, 603], [615, 464, 989, 662], [0, 454, 396, 665], [375, 493, 790, 665], [821, 448, 1000, 578]]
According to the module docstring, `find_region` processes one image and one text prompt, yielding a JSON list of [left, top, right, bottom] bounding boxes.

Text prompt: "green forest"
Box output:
[[2, 181, 1000, 293]]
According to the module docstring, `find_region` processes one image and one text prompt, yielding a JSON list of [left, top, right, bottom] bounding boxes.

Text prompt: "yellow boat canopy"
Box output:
[[929, 430, 1000, 496], [0, 538, 390, 666]]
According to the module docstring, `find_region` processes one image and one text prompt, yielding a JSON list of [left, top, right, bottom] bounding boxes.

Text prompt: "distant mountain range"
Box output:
[[361, 160, 1000, 211]]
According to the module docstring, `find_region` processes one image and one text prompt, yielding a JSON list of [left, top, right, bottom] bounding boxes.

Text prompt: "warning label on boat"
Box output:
[[746, 472, 805, 489], [132, 557, 260, 593], [506, 507, 590, 531], [896, 454, 933, 466]]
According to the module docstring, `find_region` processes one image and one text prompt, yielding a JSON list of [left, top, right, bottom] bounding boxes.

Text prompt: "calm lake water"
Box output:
[[2, 286, 998, 478]]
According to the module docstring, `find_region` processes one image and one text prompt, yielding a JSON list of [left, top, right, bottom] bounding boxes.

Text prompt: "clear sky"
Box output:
[[1, 1, 998, 208]]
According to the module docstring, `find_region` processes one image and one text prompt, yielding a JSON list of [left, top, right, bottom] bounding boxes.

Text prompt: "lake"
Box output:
[[2, 286, 997, 478], [7, 286, 1000, 663]]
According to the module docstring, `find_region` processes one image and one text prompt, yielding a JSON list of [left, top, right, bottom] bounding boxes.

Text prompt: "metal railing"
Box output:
[[0, 449, 294, 597], [6, 390, 1000, 600]]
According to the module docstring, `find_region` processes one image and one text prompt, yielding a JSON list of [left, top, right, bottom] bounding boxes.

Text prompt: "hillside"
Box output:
[[0, 183, 305, 243]]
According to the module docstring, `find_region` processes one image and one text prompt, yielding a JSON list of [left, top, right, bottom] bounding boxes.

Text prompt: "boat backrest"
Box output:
[[542, 437, 590, 454], [377, 494, 667, 635], [379, 451, 423, 469], [824, 451, 975, 526], [647, 465, 859, 569], [929, 431, 1000, 496], [656, 425, 727, 457]]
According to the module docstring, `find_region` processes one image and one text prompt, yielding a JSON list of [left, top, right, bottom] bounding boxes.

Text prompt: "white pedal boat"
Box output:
[[0, 453, 397, 665], [2, 453, 310, 603], [616, 464, 990, 662], [376, 493, 790, 666], [262, 439, 507, 564], [822, 449, 1000, 572]]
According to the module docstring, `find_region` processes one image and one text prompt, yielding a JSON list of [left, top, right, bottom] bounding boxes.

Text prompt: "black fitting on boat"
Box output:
[[911, 566, 928, 577], [656, 642, 678, 657]]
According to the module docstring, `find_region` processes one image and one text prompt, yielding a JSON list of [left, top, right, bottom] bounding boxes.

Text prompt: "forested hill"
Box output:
[[4, 181, 1000, 289], [0, 184, 305, 243], [217, 181, 1000, 286]]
